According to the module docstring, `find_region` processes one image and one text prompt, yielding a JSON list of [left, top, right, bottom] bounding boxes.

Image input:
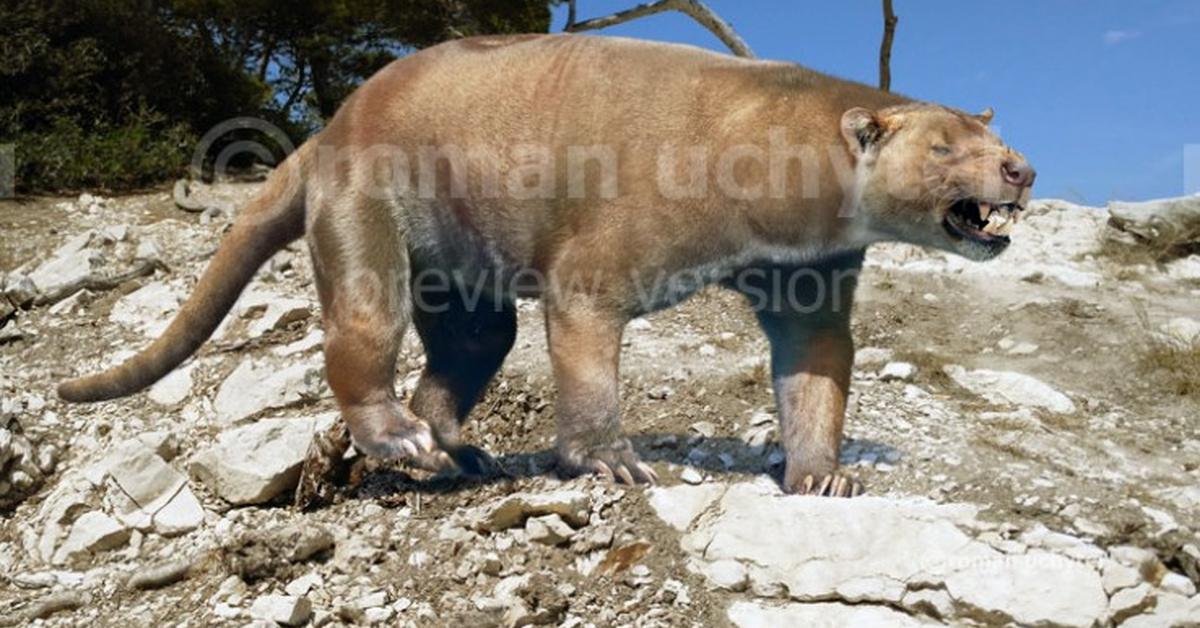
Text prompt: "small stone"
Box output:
[[135, 239, 160, 260], [285, 573, 323, 597], [356, 591, 388, 609], [572, 525, 615, 554], [1101, 560, 1142, 594], [854, 347, 893, 368], [526, 513, 576, 546], [478, 553, 504, 576], [53, 512, 129, 564], [1107, 583, 1155, 624], [647, 385, 673, 400], [879, 361, 916, 382], [679, 467, 704, 485], [249, 595, 312, 626], [1109, 545, 1157, 569], [689, 421, 716, 438], [189, 414, 335, 505], [133, 431, 178, 462], [147, 364, 194, 407], [1159, 572, 1196, 596], [1008, 342, 1039, 355], [363, 607, 395, 624], [468, 489, 591, 532], [628, 318, 652, 331]]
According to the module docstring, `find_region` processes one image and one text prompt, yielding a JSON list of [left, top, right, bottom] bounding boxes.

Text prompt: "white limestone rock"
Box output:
[[213, 359, 325, 424], [249, 595, 312, 626], [189, 414, 336, 505], [943, 365, 1076, 414], [52, 511, 129, 564]]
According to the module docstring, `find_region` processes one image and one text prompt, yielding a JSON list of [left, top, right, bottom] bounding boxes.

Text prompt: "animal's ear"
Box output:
[[840, 107, 889, 157], [975, 107, 995, 125]]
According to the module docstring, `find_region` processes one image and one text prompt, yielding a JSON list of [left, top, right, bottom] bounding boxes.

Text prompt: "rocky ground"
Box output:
[[1, 184, 1199, 627]]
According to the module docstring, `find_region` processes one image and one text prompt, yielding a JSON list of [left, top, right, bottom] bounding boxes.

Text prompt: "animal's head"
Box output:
[[841, 103, 1035, 261]]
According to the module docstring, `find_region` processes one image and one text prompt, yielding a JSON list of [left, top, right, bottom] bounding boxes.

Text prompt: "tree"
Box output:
[[173, 0, 557, 123], [0, 0, 560, 191]]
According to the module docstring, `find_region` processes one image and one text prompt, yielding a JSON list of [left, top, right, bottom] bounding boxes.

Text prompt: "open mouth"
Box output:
[[943, 198, 1023, 246]]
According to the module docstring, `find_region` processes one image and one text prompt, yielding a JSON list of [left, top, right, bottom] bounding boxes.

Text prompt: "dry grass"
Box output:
[[893, 349, 954, 389], [1137, 338, 1200, 398], [1134, 306, 1200, 398], [1097, 215, 1200, 267]]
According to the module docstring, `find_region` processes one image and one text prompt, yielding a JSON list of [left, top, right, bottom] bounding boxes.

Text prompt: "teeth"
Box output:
[[984, 220, 1012, 235], [977, 201, 992, 222], [981, 205, 1016, 236]]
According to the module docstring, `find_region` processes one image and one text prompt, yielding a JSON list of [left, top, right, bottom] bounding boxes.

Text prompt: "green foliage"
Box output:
[[1, 0, 559, 192], [15, 111, 196, 192]]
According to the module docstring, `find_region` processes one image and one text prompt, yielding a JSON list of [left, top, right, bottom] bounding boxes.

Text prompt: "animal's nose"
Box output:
[[1001, 159, 1036, 187]]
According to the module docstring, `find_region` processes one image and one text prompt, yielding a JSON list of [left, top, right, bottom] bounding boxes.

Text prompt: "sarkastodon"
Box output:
[[60, 35, 1035, 497]]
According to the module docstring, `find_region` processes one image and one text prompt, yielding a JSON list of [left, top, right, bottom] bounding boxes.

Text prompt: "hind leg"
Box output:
[[309, 194, 437, 462], [408, 281, 517, 475]]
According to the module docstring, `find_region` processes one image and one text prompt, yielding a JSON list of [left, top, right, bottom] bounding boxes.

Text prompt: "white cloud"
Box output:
[[1102, 30, 1141, 46]]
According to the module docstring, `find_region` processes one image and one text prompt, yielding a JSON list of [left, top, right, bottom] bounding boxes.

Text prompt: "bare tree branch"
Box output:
[[879, 0, 898, 92], [566, 0, 578, 30], [566, 0, 755, 58]]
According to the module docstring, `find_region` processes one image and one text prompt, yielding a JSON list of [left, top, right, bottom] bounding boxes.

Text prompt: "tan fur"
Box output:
[[60, 35, 1034, 495]]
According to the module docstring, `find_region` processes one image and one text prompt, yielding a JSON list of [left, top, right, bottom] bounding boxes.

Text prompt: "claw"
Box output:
[[400, 439, 419, 459], [636, 462, 659, 484], [615, 465, 636, 485], [592, 460, 615, 481], [801, 475, 815, 493], [831, 475, 848, 497], [814, 475, 833, 496]]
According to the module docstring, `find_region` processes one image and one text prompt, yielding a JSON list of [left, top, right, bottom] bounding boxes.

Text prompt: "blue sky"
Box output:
[[552, 1, 1200, 205]]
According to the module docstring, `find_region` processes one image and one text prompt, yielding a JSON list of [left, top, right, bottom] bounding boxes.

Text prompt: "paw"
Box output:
[[786, 472, 863, 497], [407, 444, 503, 478], [347, 410, 438, 461], [557, 438, 658, 485]]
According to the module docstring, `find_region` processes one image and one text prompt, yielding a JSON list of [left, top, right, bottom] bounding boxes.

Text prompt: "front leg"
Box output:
[[545, 300, 658, 485], [764, 319, 860, 496], [741, 253, 865, 497]]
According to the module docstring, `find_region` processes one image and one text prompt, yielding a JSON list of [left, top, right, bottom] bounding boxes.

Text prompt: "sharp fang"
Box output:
[[977, 201, 992, 222], [982, 211, 1010, 235]]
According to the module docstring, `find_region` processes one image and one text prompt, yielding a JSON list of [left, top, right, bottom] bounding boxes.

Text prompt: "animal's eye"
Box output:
[[931, 144, 953, 156]]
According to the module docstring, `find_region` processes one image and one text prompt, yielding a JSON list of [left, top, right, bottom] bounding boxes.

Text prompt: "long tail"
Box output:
[[58, 143, 312, 402]]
